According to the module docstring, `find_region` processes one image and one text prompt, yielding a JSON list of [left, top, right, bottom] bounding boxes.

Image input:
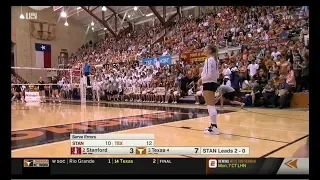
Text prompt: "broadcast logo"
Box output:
[[24, 159, 49, 167], [208, 159, 218, 168]]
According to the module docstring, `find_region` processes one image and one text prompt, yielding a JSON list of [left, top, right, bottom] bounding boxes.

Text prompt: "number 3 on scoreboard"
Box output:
[[130, 148, 134, 153]]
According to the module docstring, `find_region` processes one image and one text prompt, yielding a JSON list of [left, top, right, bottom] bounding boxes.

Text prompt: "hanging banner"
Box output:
[[180, 51, 207, 63], [142, 55, 172, 66], [53, 6, 63, 11], [242, 39, 289, 50]]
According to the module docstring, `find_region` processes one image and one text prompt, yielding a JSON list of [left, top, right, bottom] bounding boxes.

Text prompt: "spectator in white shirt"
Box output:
[[222, 76, 232, 86], [155, 58, 161, 68], [222, 64, 232, 77], [271, 47, 281, 60], [162, 49, 168, 56], [247, 60, 259, 78]]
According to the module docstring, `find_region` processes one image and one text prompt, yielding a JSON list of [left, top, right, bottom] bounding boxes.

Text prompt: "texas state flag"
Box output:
[[35, 43, 51, 68]]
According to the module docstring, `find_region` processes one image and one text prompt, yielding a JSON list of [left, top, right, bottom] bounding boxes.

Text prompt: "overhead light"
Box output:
[[19, 14, 25, 19], [77, 7, 81, 10], [146, 13, 153, 17], [91, 27, 94, 31], [19, 6, 25, 19], [133, 6, 138, 11], [61, 11, 67, 18], [103, 28, 107, 30], [91, 21, 94, 26], [128, 15, 131, 18], [102, 6, 107, 11], [64, 21, 69, 26]]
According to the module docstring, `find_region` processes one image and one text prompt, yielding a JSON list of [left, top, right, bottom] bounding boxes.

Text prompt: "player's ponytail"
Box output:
[[207, 44, 218, 59]]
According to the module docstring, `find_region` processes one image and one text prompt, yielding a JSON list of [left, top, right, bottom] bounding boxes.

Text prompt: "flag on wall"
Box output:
[[35, 43, 51, 68]]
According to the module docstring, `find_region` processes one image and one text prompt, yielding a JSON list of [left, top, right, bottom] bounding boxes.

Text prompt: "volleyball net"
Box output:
[[11, 66, 87, 104]]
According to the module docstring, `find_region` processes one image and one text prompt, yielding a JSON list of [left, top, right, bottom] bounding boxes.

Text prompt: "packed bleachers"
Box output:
[[52, 6, 310, 108]]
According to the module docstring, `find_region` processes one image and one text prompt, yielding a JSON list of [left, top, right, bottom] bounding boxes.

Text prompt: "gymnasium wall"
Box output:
[[83, 30, 99, 45], [11, 6, 95, 82]]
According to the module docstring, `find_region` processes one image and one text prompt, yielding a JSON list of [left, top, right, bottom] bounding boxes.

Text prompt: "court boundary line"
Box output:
[[259, 135, 309, 158], [241, 108, 309, 121], [160, 124, 290, 144], [156, 115, 308, 134], [61, 99, 309, 111], [11, 110, 165, 132], [60, 101, 309, 121]]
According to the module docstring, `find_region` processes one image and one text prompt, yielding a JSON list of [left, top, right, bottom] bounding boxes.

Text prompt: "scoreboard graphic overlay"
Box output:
[[11, 134, 308, 176], [12, 158, 309, 175], [69, 134, 249, 155]]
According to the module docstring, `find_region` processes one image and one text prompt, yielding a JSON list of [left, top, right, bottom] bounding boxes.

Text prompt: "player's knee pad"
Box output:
[[196, 91, 202, 96], [207, 105, 217, 116]]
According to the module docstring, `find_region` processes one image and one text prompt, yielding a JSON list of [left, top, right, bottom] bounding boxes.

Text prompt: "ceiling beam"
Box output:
[[81, 14, 113, 28], [106, 6, 117, 14], [67, 6, 138, 20], [115, 14, 117, 33], [102, 10, 105, 21], [149, 6, 165, 25], [80, 6, 117, 38], [106, 6, 133, 28], [90, 6, 100, 12], [106, 15, 113, 22], [164, 7, 180, 28], [134, 6, 196, 26]]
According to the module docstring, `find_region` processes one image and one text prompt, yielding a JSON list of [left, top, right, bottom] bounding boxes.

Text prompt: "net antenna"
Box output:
[[11, 67, 85, 104]]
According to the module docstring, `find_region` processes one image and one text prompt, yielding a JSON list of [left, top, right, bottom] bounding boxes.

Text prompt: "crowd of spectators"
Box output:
[[53, 6, 310, 108]]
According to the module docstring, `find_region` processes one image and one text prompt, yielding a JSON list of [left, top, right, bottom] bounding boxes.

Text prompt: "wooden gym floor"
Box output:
[[11, 100, 309, 158]]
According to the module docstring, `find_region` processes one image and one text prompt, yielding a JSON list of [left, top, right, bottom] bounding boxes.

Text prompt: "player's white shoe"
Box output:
[[204, 127, 220, 135]]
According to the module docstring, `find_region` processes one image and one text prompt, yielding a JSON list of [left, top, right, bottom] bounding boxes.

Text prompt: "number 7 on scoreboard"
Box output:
[[195, 148, 199, 154]]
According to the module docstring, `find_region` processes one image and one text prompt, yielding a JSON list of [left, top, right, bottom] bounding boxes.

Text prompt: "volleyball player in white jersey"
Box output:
[[92, 77, 100, 101], [198, 45, 220, 135]]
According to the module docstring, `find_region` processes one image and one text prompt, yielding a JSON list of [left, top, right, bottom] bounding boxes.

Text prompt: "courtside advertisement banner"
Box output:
[[25, 92, 40, 104]]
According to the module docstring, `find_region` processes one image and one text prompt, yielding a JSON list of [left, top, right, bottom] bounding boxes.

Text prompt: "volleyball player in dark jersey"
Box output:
[[11, 85, 26, 103], [38, 77, 45, 103], [51, 77, 61, 103], [44, 85, 50, 102]]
